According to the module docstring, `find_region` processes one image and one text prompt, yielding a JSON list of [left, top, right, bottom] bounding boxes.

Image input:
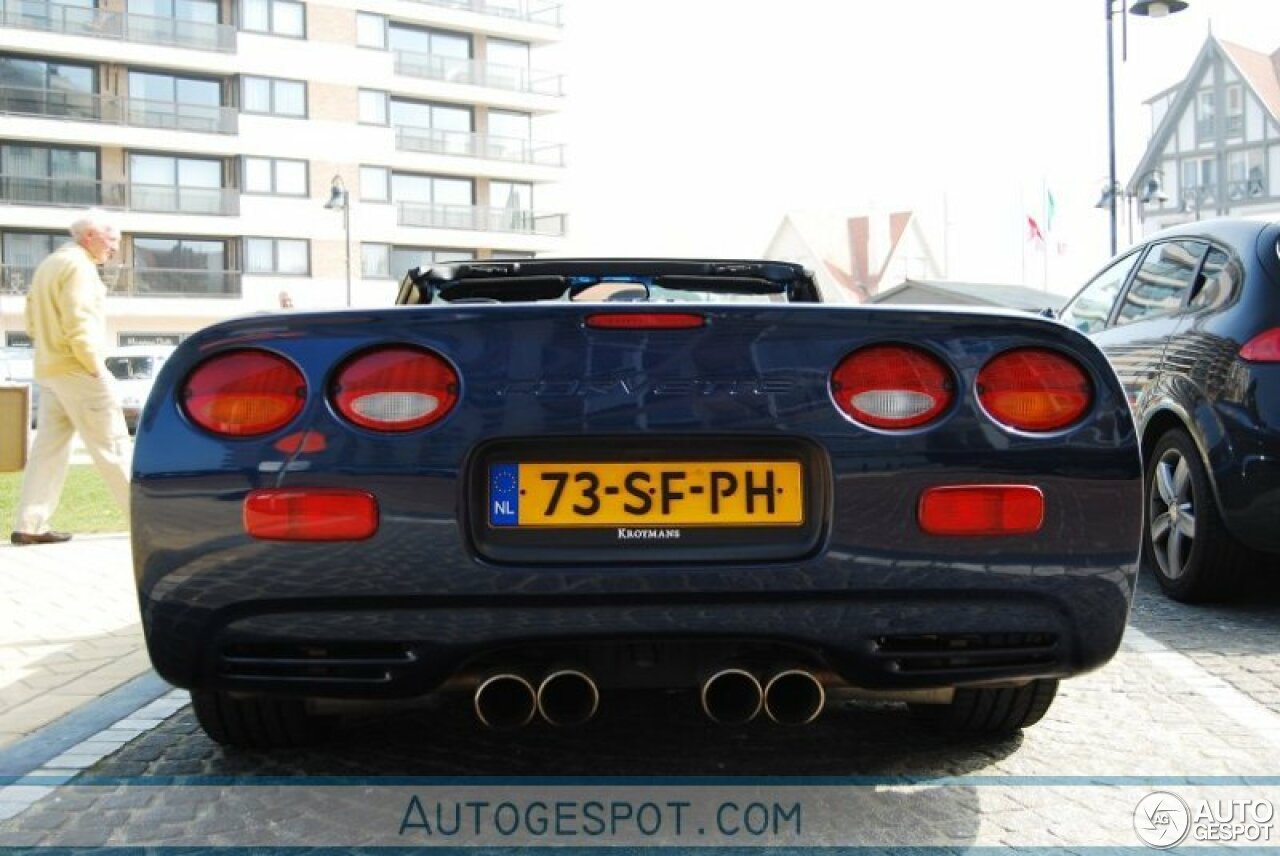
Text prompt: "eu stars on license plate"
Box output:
[[488, 461, 804, 528]]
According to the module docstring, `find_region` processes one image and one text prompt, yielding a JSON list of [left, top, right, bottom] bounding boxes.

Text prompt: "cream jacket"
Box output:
[[25, 242, 108, 379]]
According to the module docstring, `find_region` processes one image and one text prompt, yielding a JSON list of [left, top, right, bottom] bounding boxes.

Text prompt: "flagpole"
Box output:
[[1042, 177, 1050, 291], [1019, 186, 1026, 285]]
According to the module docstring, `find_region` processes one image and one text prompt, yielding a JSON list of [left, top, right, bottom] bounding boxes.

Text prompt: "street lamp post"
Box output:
[[324, 175, 352, 308], [1104, 0, 1188, 256]]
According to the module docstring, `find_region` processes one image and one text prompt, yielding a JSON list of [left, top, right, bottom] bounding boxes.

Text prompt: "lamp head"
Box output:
[[1129, 0, 1189, 17], [324, 175, 348, 210], [1140, 172, 1169, 204]]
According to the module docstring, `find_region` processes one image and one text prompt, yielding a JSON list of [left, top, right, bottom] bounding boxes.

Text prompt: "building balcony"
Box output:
[[392, 50, 563, 96], [397, 201, 565, 235], [1226, 178, 1266, 201], [0, 0, 236, 52], [127, 183, 239, 215], [0, 174, 117, 208], [0, 86, 238, 134], [0, 175, 239, 214], [107, 266, 242, 298], [393, 125, 564, 166], [402, 0, 562, 26]]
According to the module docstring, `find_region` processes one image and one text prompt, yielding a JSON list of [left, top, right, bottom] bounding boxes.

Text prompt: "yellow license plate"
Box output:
[[488, 461, 804, 528]]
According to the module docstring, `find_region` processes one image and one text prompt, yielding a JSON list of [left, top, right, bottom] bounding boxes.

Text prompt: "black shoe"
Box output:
[[10, 530, 73, 546]]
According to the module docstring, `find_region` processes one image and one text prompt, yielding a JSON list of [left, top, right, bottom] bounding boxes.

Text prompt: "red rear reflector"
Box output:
[[977, 348, 1092, 432], [331, 346, 459, 432], [1241, 328, 1280, 362], [918, 485, 1044, 536], [830, 345, 953, 429], [585, 313, 705, 329], [244, 489, 379, 541], [183, 349, 306, 437]]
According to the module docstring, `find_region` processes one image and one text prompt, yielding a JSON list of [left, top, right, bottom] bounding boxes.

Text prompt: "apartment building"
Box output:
[[0, 0, 566, 347]]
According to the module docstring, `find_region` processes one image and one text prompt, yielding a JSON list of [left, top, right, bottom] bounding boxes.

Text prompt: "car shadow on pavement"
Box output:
[[88, 691, 1021, 779]]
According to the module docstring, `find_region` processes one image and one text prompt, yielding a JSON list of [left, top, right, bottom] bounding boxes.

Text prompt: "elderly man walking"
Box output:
[[10, 209, 130, 545]]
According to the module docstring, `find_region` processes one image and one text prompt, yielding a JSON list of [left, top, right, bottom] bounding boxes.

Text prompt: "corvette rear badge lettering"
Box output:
[[617, 528, 681, 541]]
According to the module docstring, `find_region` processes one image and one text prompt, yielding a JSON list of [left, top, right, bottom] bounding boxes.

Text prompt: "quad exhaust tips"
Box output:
[[473, 673, 537, 730], [700, 667, 826, 726], [763, 669, 826, 725], [536, 669, 600, 727], [473, 670, 600, 729]]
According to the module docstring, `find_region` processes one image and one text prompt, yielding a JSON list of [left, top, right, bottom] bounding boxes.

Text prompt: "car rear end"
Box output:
[[131, 300, 1141, 739]]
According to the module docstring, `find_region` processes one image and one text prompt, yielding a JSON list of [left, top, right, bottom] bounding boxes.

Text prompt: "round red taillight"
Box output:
[[331, 346, 459, 432], [182, 349, 306, 437], [830, 345, 954, 429], [977, 348, 1092, 432]]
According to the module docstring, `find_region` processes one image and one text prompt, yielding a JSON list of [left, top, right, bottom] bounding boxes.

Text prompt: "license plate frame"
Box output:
[[489, 460, 805, 529], [469, 437, 828, 565]]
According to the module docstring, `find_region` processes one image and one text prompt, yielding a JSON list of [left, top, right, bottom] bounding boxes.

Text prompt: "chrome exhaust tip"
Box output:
[[536, 669, 600, 727], [473, 673, 537, 730], [700, 668, 763, 725], [763, 669, 826, 725]]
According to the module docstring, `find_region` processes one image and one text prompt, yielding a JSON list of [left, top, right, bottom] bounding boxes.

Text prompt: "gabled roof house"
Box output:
[[763, 211, 943, 304], [1130, 35, 1280, 235]]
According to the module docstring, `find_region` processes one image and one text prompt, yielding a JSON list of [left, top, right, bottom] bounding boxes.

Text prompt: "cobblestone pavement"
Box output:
[[0, 565, 1278, 848]]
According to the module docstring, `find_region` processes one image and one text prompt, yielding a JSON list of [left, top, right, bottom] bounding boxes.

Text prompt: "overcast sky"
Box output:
[[540, 0, 1280, 294]]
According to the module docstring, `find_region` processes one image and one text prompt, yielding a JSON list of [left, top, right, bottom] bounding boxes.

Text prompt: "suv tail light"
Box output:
[[1241, 328, 1280, 362], [830, 345, 953, 429], [977, 348, 1092, 432], [330, 346, 458, 431], [182, 349, 306, 437]]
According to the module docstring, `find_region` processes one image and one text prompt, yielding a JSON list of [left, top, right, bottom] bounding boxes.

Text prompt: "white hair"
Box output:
[[69, 208, 118, 240]]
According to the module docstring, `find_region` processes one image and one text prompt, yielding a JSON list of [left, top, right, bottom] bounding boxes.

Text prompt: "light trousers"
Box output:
[[12, 371, 131, 534]]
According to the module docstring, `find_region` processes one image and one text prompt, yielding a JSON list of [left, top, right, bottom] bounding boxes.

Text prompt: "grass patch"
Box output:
[[0, 465, 128, 534]]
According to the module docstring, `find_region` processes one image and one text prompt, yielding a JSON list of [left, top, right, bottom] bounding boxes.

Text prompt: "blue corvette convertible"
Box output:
[[131, 259, 1142, 747]]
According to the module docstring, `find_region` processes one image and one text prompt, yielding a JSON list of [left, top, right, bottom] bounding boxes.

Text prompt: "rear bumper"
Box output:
[[139, 561, 1135, 698]]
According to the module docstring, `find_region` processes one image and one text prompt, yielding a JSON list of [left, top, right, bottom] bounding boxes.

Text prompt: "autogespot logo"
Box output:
[[1134, 792, 1191, 849]]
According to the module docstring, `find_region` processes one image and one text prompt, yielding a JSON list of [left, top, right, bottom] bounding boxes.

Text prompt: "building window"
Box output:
[[361, 243, 473, 279], [391, 99, 472, 154], [356, 12, 386, 48], [0, 56, 97, 119], [1227, 149, 1265, 200], [241, 0, 303, 36], [242, 76, 306, 117], [132, 236, 235, 296], [1, 230, 61, 294], [1196, 89, 1215, 141], [245, 237, 309, 275], [244, 156, 307, 195], [1, 144, 99, 205], [387, 24, 470, 57], [359, 165, 389, 201], [358, 89, 388, 125], [129, 152, 226, 214]]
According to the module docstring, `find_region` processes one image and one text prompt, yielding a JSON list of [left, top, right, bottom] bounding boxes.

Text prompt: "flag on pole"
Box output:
[[1027, 215, 1046, 245], [1045, 190, 1057, 232]]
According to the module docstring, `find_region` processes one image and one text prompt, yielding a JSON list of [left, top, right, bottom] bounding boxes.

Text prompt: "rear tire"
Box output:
[[1143, 429, 1251, 603], [191, 690, 333, 749], [909, 679, 1058, 736]]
